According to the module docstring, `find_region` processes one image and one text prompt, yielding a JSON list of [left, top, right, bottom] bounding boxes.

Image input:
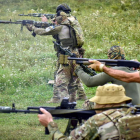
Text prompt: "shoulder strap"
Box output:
[[102, 111, 122, 139]]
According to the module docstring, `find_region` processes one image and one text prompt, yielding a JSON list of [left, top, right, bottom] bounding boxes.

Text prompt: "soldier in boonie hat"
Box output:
[[83, 84, 132, 110], [107, 46, 126, 60], [38, 84, 135, 139], [89, 84, 132, 104]]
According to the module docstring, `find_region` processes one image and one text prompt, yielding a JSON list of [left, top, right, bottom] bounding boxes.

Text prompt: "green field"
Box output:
[[0, 0, 140, 139]]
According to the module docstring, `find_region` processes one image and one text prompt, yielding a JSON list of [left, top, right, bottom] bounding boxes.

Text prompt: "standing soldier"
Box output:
[[26, 6, 85, 103], [53, 3, 87, 102]]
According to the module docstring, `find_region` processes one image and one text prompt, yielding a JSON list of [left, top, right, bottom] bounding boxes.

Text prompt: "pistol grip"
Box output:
[[45, 127, 50, 135]]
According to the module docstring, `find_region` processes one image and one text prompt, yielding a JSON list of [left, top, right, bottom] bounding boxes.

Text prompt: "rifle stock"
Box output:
[[68, 57, 140, 68]]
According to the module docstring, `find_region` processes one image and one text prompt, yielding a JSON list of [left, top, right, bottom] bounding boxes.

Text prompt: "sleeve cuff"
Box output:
[[32, 26, 36, 31], [75, 65, 83, 74], [48, 121, 58, 134]]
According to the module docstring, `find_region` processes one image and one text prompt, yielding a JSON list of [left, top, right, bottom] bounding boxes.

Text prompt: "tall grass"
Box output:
[[0, 0, 140, 139]]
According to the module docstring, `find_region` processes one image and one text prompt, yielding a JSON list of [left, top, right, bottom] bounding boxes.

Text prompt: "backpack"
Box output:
[[68, 16, 84, 48], [95, 109, 140, 139], [118, 115, 140, 139]]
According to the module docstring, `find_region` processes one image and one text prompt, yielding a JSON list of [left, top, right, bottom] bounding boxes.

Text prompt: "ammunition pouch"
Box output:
[[58, 54, 69, 64]]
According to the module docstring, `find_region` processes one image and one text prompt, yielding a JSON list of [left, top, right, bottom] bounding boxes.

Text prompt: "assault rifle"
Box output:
[[53, 41, 97, 76], [0, 20, 54, 36], [0, 98, 96, 136], [68, 57, 140, 69], [1, 99, 140, 136], [18, 13, 55, 19]]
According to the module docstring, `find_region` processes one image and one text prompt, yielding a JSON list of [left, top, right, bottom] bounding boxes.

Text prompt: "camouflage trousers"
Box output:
[[76, 78, 86, 99], [53, 64, 78, 102]]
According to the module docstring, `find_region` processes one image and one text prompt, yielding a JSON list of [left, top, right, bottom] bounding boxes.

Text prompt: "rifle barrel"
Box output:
[[18, 13, 55, 19], [0, 20, 22, 24], [68, 57, 140, 68]]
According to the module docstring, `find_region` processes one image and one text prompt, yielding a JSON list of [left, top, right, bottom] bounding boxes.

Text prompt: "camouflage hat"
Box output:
[[56, 3, 71, 14], [89, 84, 132, 104], [107, 46, 125, 59]]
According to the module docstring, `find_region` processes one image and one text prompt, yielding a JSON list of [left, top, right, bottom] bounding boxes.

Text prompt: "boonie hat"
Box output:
[[89, 84, 132, 104]]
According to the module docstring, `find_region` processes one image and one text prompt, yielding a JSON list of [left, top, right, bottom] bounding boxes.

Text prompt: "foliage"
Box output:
[[0, 0, 140, 139]]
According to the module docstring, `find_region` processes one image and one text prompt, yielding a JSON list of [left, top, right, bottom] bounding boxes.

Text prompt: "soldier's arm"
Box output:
[[33, 25, 62, 36], [38, 108, 98, 140], [75, 66, 111, 87], [50, 116, 98, 140], [88, 60, 140, 83], [103, 66, 140, 83]]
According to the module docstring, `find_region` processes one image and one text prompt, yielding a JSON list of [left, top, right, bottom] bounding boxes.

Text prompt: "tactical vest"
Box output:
[[55, 16, 84, 65], [56, 16, 84, 49], [68, 16, 84, 48], [94, 109, 140, 139], [118, 115, 140, 139]]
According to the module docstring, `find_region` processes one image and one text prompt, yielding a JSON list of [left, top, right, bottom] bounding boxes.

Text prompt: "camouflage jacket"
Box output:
[[48, 108, 128, 140]]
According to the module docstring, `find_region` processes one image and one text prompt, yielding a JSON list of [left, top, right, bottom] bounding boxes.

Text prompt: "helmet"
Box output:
[[56, 3, 71, 14]]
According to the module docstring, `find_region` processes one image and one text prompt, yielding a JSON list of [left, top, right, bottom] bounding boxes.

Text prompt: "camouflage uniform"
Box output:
[[47, 84, 139, 139], [76, 78, 87, 100], [48, 109, 130, 140], [31, 11, 83, 103], [53, 57, 87, 102], [52, 4, 87, 102], [53, 75, 87, 101]]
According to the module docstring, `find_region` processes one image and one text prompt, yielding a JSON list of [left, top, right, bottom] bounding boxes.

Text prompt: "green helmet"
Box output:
[[107, 46, 126, 60]]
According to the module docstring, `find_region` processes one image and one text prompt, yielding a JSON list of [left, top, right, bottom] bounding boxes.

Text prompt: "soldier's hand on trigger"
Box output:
[[38, 108, 53, 127], [26, 24, 34, 31], [88, 60, 104, 72]]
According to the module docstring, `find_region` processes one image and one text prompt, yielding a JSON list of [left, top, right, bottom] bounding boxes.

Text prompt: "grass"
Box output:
[[0, 0, 140, 139]]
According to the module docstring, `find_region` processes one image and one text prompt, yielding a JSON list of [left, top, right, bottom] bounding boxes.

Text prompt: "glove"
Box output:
[[26, 24, 35, 31], [88, 60, 104, 72]]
